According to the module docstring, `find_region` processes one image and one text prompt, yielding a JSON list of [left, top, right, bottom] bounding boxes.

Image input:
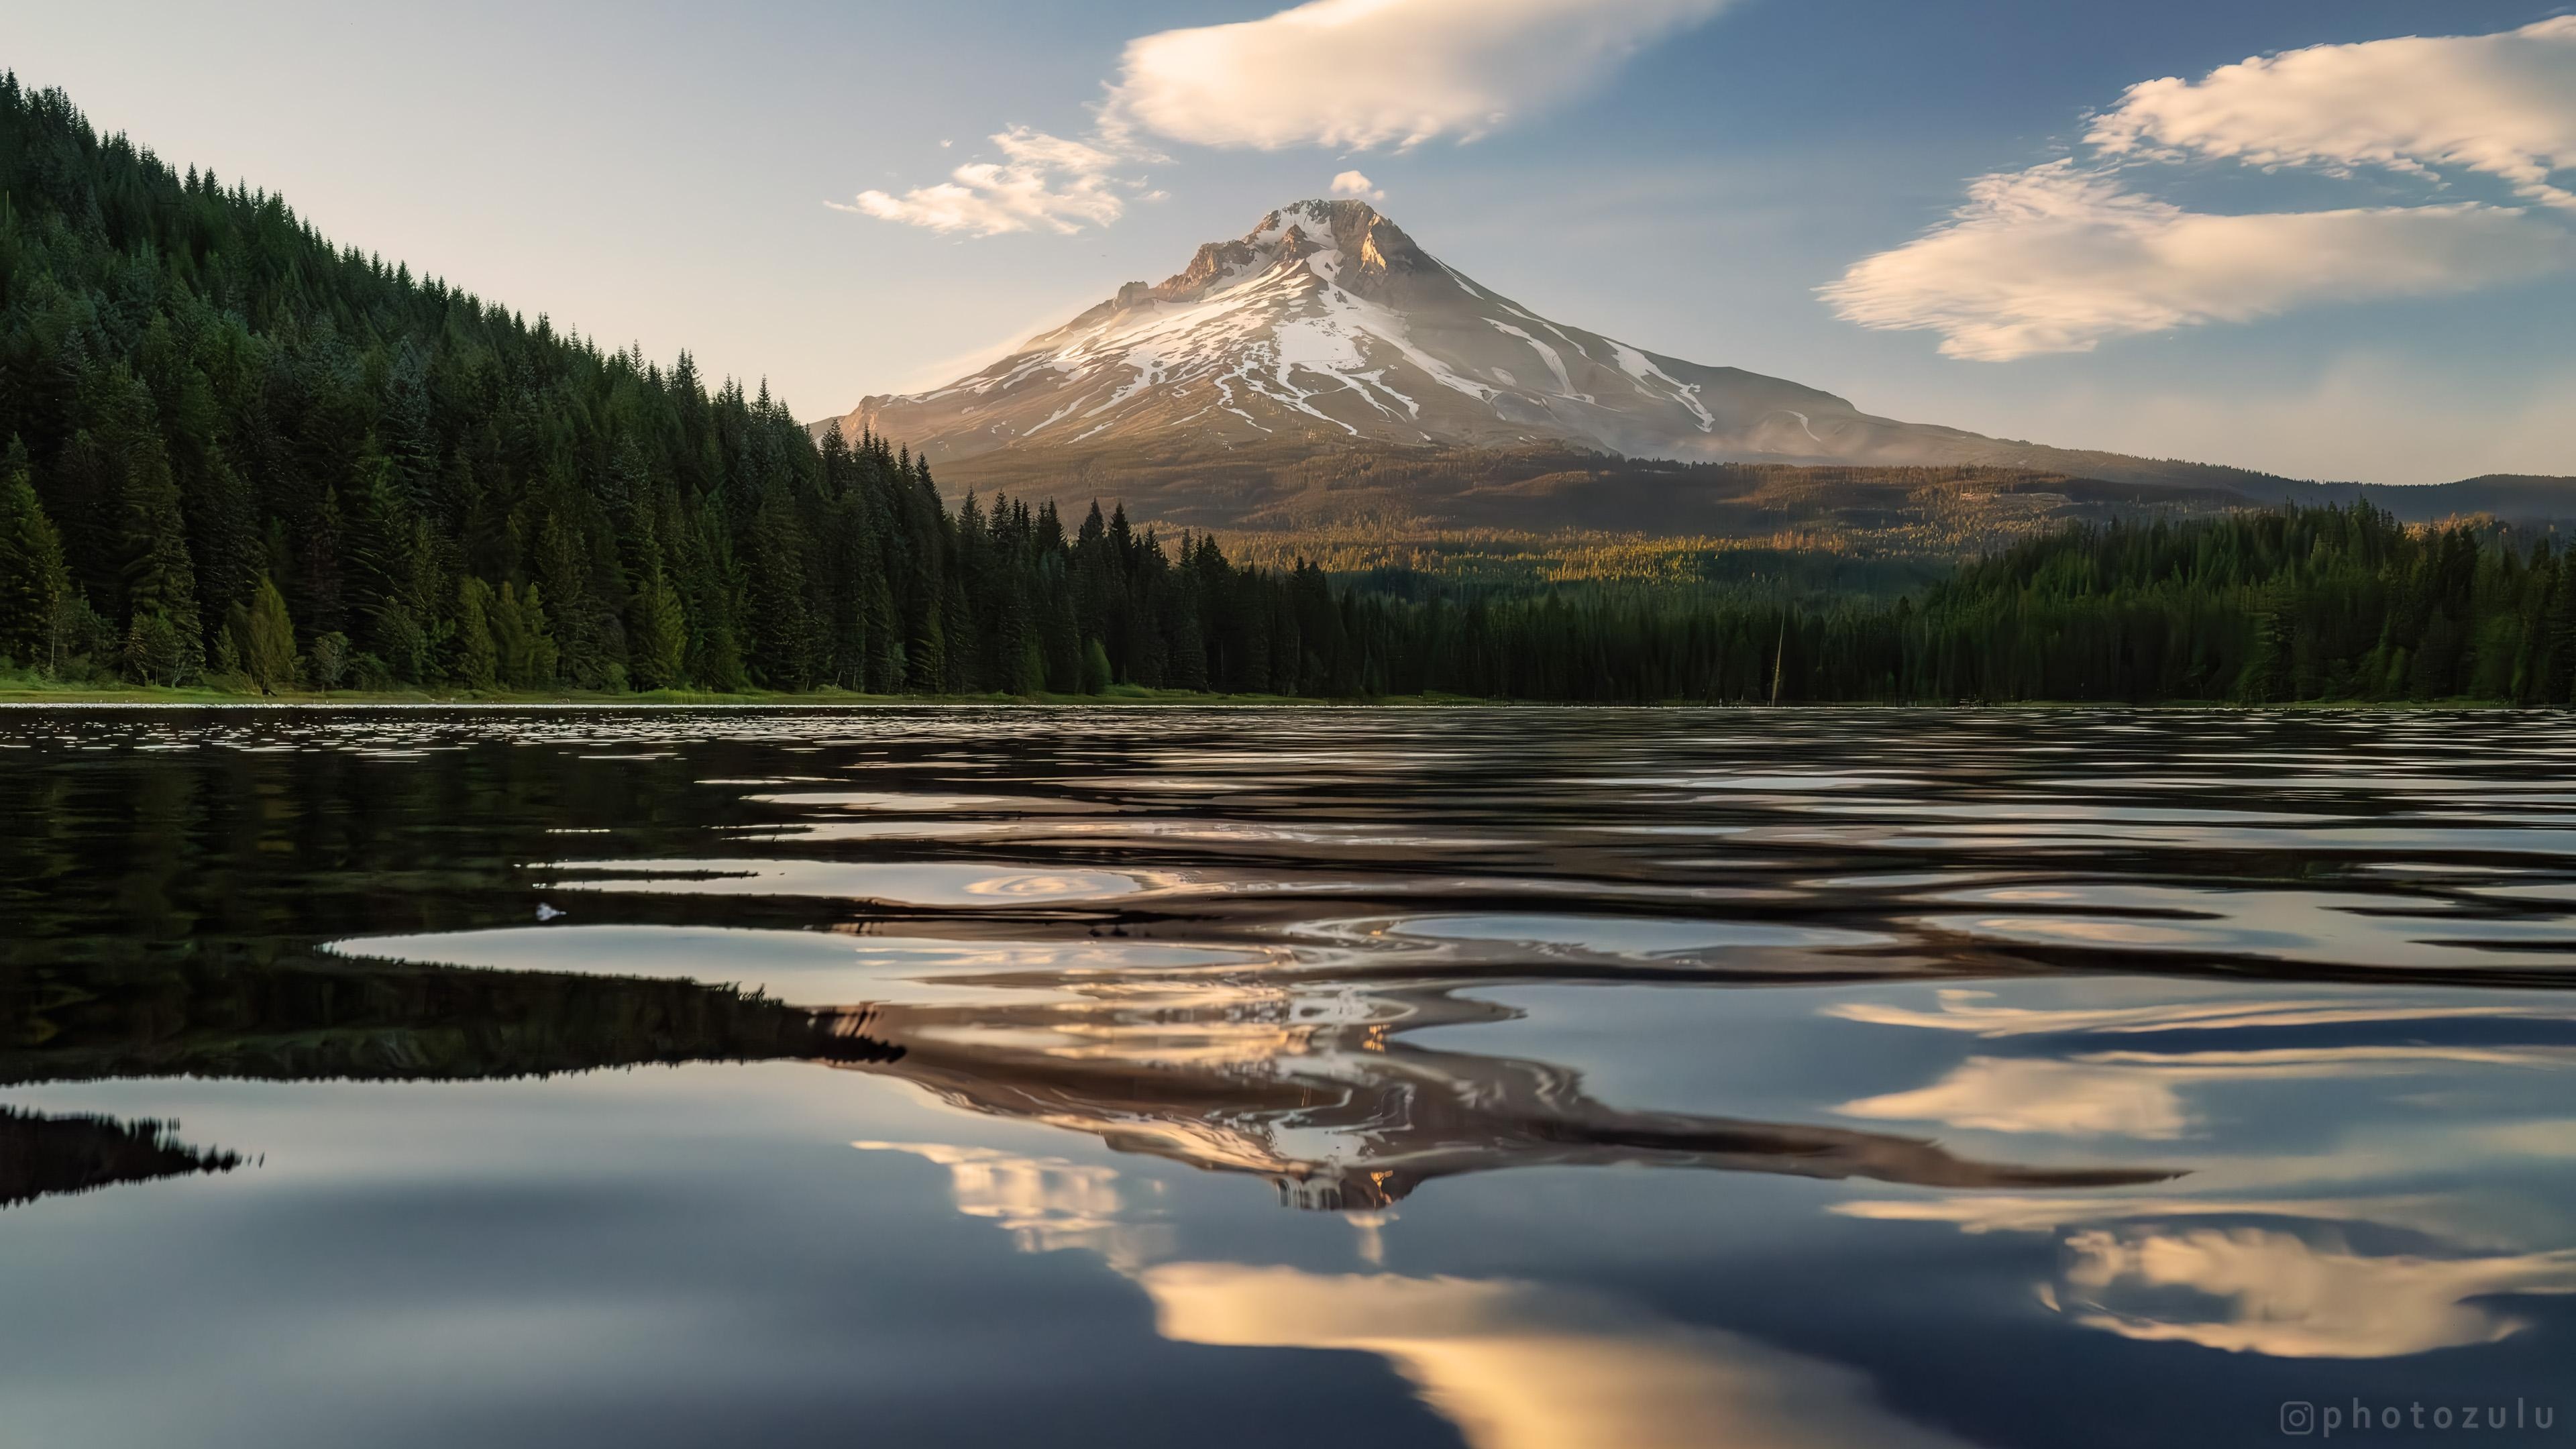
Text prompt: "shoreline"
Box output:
[[0, 682, 2544, 710], [0, 680, 1462, 708]]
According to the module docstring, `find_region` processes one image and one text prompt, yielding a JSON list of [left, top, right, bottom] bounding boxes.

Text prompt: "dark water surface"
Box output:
[[5, 706, 2575, 1448]]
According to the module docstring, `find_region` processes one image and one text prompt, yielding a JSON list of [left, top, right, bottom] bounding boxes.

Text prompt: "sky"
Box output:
[[6, 0, 2572, 484]]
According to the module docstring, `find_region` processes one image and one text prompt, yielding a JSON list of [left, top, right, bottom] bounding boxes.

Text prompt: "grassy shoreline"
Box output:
[[0, 673, 1502, 708], [0, 676, 2538, 710]]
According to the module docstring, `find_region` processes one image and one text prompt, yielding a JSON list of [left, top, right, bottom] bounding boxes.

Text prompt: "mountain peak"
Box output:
[[828, 200, 1949, 488], [1253, 197, 1389, 239], [1138, 198, 1434, 308]]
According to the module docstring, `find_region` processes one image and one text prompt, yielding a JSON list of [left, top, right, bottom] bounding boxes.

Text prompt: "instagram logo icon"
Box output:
[[2282, 1402, 2318, 1436]]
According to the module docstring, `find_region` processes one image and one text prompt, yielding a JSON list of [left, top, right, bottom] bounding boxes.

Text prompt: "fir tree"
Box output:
[[117, 431, 203, 681], [453, 577, 499, 690], [516, 582, 561, 686], [628, 570, 687, 692], [123, 612, 189, 686], [490, 582, 533, 687], [239, 575, 298, 692], [0, 438, 73, 669]]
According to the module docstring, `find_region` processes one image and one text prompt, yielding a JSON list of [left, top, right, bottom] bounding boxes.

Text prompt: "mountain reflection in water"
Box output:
[[4, 706, 2575, 1449], [835, 972, 2177, 1206]]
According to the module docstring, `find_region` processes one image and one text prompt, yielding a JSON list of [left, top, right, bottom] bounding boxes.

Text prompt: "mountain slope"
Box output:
[[815, 200, 2322, 520]]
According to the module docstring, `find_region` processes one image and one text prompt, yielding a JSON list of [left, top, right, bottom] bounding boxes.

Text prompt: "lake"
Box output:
[[3, 706, 2572, 1448]]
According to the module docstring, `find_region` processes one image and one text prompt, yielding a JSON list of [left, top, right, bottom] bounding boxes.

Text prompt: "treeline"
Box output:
[[1900, 504, 2575, 704], [1346, 504, 2575, 703]]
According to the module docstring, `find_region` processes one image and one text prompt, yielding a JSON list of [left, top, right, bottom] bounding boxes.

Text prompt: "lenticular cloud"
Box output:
[[1105, 0, 1731, 152]]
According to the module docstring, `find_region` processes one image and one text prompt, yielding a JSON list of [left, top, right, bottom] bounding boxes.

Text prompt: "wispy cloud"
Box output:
[[1330, 170, 1385, 202], [1826, 20, 2576, 360], [828, 127, 1144, 237], [837, 0, 1726, 236]]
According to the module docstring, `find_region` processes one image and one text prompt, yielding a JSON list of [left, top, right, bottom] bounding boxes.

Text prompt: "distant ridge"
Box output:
[[2279, 473, 2576, 521]]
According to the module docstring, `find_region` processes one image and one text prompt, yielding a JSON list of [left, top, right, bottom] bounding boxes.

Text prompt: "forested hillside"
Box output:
[[1, 76, 2569, 706], [0, 76, 1316, 697]]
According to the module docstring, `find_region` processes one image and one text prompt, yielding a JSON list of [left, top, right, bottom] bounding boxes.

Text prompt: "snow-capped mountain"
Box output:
[[821, 199, 2006, 466], [812, 200, 2308, 527]]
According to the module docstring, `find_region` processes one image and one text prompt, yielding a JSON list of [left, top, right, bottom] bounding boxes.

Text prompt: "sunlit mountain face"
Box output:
[[815, 201, 2307, 527], [6, 707, 2576, 1448]]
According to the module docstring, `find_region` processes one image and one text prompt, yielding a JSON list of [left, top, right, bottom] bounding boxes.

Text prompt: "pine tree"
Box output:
[[188, 455, 262, 634], [534, 511, 609, 688], [2238, 582, 2292, 702], [628, 570, 687, 692], [240, 575, 298, 692], [744, 490, 816, 690], [300, 486, 350, 639], [118, 431, 203, 682], [517, 582, 561, 686], [490, 581, 532, 687], [2548, 555, 2576, 705], [0, 439, 73, 669], [212, 618, 244, 680], [453, 577, 498, 690], [123, 610, 189, 687]]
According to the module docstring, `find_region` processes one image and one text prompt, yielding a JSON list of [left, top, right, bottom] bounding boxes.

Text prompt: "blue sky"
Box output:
[[6, 1, 2571, 483]]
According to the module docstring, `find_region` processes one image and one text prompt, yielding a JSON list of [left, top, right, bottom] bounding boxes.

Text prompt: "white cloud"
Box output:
[[2059, 1226, 2576, 1358], [1827, 20, 2576, 360], [1104, 0, 1730, 152], [2089, 17, 2576, 211], [840, 0, 1723, 237], [829, 127, 1138, 237], [1837, 1055, 2193, 1139], [1823, 160, 2573, 360]]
